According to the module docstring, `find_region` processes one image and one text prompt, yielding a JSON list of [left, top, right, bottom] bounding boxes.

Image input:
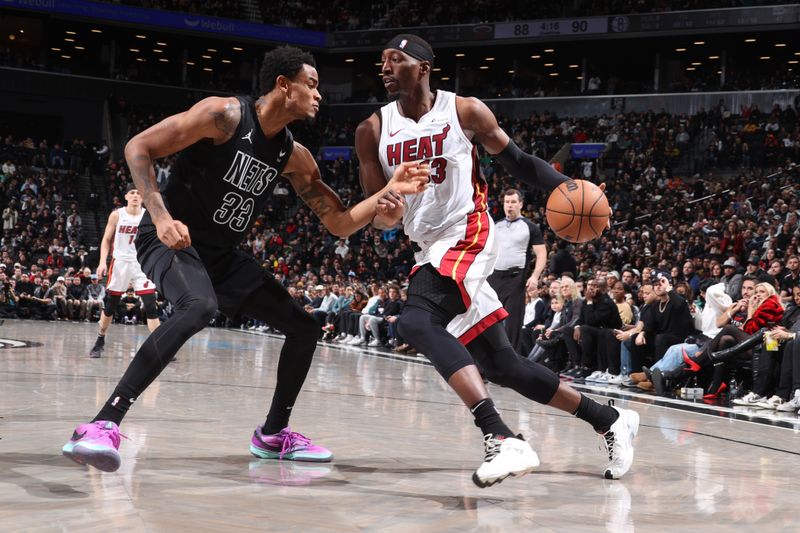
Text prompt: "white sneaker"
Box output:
[[367, 339, 381, 347], [600, 404, 640, 479], [755, 394, 784, 410], [472, 434, 540, 488], [594, 372, 611, 384], [351, 338, 366, 346], [732, 391, 763, 407], [585, 370, 604, 382], [776, 390, 800, 412], [606, 373, 624, 386]]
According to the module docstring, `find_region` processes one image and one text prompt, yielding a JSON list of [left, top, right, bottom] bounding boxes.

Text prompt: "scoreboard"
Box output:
[[495, 17, 608, 39]]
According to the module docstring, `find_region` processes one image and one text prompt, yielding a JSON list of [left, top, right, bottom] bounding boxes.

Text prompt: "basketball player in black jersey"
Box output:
[[62, 46, 428, 472], [357, 34, 639, 487]]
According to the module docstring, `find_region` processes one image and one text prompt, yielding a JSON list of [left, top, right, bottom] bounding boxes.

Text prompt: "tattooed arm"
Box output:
[[123, 96, 240, 249], [283, 142, 429, 238]]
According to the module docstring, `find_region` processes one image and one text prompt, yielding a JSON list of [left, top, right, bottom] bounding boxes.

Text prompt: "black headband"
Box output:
[[385, 35, 434, 64]]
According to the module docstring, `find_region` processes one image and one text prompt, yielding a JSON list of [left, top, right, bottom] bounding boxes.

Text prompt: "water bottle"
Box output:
[[688, 376, 703, 400], [729, 377, 739, 399]]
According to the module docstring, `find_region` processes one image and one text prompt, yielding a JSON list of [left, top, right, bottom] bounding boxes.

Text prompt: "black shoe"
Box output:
[[560, 366, 578, 379], [89, 343, 104, 358], [710, 330, 764, 363], [642, 366, 653, 382], [652, 368, 666, 395]]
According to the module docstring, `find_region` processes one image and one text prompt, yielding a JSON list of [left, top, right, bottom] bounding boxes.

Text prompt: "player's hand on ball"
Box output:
[[389, 161, 429, 195], [156, 218, 192, 250]]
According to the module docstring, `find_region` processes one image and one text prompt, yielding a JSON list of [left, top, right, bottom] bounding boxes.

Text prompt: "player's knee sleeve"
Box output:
[[398, 305, 474, 381], [140, 293, 159, 319], [468, 323, 560, 405], [103, 294, 121, 317]]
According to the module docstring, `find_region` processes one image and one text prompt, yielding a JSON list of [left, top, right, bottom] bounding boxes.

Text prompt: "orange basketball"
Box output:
[[545, 179, 609, 243]]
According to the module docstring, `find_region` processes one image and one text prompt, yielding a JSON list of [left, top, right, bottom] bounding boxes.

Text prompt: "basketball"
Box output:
[[545, 179, 610, 243]]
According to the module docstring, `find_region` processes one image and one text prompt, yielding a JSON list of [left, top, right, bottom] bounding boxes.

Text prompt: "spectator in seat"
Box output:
[[382, 285, 404, 348], [682, 260, 701, 294], [322, 285, 353, 340], [647, 271, 696, 363], [574, 278, 623, 384], [29, 277, 57, 320], [3, 200, 18, 231], [0, 278, 18, 318], [780, 255, 800, 304], [120, 287, 143, 325], [557, 276, 586, 379], [721, 258, 743, 300], [550, 240, 577, 278], [47, 276, 69, 319], [84, 273, 105, 321], [352, 286, 387, 346], [337, 288, 369, 344], [618, 282, 658, 389], [66, 276, 87, 321]]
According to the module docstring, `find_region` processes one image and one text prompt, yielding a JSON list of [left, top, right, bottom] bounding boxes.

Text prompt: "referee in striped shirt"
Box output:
[[488, 188, 546, 352]]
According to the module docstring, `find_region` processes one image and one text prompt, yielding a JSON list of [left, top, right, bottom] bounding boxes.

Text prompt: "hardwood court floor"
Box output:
[[1, 320, 799, 532]]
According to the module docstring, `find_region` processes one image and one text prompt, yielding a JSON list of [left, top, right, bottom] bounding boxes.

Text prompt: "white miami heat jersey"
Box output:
[[113, 207, 145, 261], [378, 90, 488, 247]]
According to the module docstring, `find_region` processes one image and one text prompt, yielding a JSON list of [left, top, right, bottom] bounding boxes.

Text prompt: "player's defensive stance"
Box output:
[[63, 46, 428, 472]]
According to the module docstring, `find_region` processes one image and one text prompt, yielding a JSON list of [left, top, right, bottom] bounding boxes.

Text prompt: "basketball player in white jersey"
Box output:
[[356, 34, 639, 487], [89, 186, 160, 357]]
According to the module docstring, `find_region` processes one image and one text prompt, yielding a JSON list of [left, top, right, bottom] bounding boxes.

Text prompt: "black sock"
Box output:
[[573, 394, 619, 433], [93, 390, 135, 426], [471, 398, 515, 438], [95, 335, 105, 346], [263, 404, 293, 435]]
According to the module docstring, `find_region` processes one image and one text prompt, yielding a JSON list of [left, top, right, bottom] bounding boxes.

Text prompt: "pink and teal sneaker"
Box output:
[[249, 426, 333, 462], [62, 420, 126, 472]]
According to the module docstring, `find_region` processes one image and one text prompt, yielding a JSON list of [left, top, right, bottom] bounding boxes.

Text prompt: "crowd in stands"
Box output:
[[105, 0, 796, 29], [2, 94, 799, 411], [115, 0, 242, 20], [464, 66, 800, 101]]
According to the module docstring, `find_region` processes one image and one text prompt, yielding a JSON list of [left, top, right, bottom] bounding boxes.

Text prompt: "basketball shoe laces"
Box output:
[[482, 434, 503, 462], [278, 430, 312, 459], [600, 431, 616, 463], [90, 421, 128, 448]]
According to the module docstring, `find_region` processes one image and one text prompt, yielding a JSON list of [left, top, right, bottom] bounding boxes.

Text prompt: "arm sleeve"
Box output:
[[494, 140, 570, 192]]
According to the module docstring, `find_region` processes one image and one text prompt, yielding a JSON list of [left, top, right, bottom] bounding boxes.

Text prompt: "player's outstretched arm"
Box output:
[[123, 96, 240, 249], [457, 96, 570, 192], [284, 142, 428, 238]]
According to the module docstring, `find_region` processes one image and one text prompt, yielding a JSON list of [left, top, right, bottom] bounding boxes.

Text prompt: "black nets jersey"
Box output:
[[162, 95, 294, 254]]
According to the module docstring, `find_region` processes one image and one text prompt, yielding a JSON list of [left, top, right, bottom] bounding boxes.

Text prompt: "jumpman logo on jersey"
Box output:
[[241, 128, 254, 144]]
